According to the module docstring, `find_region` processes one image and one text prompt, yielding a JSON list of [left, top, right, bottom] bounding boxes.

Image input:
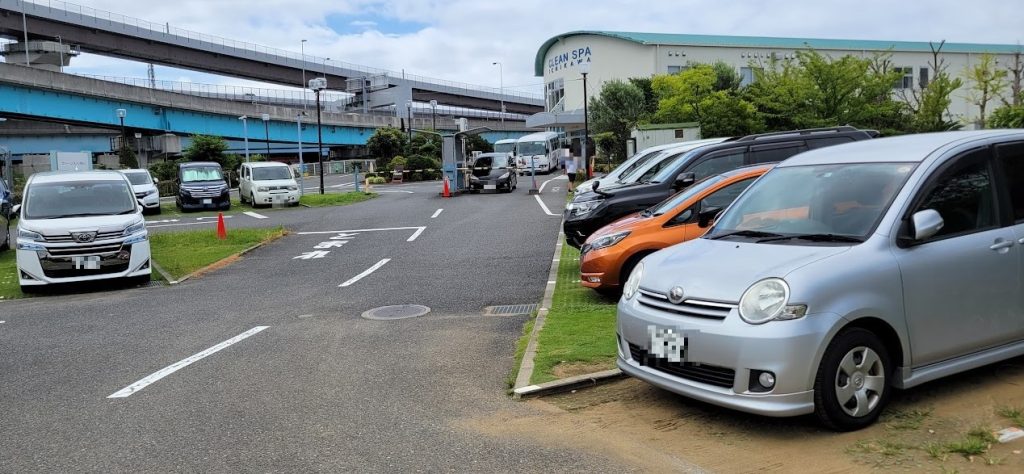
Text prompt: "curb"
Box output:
[[513, 369, 626, 398], [512, 222, 565, 392], [162, 230, 287, 285]]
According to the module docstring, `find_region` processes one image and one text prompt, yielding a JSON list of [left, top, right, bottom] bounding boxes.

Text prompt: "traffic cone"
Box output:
[[442, 175, 451, 198], [216, 212, 227, 240]]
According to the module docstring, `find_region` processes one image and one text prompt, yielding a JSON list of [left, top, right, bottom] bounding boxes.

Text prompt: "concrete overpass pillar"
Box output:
[[0, 40, 79, 71]]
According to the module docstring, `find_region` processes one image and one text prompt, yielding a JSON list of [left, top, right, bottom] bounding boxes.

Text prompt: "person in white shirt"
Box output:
[[565, 153, 578, 192]]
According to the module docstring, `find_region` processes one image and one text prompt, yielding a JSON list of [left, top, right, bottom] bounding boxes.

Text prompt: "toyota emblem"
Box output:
[[668, 286, 685, 304], [72, 231, 96, 243]]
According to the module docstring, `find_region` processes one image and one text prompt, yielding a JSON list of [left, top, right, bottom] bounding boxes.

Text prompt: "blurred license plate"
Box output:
[[202, 198, 212, 204], [648, 326, 686, 362], [484, 185, 496, 190], [73, 255, 101, 270]]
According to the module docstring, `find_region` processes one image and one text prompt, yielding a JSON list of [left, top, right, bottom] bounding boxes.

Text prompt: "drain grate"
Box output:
[[362, 304, 430, 320], [484, 304, 539, 316]]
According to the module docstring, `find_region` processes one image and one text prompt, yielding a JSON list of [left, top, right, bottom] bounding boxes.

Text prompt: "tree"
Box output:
[[183, 134, 229, 165], [627, 77, 658, 117], [651, 64, 717, 124], [118, 144, 139, 169], [743, 57, 819, 130], [711, 60, 742, 91], [366, 127, 408, 169], [463, 134, 493, 154], [964, 53, 1009, 127], [1006, 50, 1023, 107], [653, 63, 762, 136], [409, 132, 442, 160], [896, 41, 964, 132], [988, 102, 1024, 128], [695, 91, 764, 137], [587, 79, 648, 161]]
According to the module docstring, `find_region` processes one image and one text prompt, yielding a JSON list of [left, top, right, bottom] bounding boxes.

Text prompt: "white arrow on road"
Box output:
[[293, 250, 330, 260], [329, 233, 360, 240], [314, 241, 347, 249]]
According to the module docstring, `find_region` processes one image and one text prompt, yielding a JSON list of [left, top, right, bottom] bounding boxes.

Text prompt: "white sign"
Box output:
[[50, 151, 92, 172]]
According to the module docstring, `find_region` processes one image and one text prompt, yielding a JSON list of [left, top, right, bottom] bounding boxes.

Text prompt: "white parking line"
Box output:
[[376, 190, 415, 194], [431, 208, 444, 219], [107, 326, 269, 398], [243, 211, 268, 219], [539, 175, 568, 193], [407, 227, 425, 242], [534, 195, 559, 216], [339, 259, 391, 287]]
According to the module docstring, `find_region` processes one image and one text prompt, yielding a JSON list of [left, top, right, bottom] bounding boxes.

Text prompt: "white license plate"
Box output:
[[648, 326, 686, 362], [202, 198, 212, 204], [73, 255, 101, 270], [484, 185, 497, 190]]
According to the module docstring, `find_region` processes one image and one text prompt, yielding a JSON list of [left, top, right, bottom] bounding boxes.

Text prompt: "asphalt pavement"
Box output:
[[0, 173, 632, 471]]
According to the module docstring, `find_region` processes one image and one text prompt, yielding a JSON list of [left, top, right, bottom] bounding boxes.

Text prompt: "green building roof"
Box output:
[[535, 31, 1023, 76]]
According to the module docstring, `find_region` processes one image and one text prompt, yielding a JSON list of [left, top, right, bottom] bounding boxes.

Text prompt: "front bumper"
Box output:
[[579, 245, 627, 289], [562, 217, 604, 249], [469, 177, 512, 191], [137, 193, 160, 209], [17, 239, 152, 286], [253, 189, 299, 205], [178, 192, 230, 210], [616, 294, 842, 417]]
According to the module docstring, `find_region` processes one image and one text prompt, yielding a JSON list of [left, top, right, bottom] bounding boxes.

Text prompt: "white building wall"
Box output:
[[542, 35, 655, 114]]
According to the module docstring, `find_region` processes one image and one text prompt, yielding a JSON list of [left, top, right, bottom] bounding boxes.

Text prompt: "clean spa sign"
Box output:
[[547, 46, 592, 74]]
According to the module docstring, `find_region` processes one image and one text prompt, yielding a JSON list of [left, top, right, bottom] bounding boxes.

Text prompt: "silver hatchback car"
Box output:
[[617, 130, 1024, 431]]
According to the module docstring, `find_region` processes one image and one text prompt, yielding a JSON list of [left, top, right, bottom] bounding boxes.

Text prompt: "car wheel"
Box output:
[[813, 327, 891, 431], [250, 193, 258, 208]]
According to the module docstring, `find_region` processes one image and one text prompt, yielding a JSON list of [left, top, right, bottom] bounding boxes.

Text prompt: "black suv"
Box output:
[[563, 127, 877, 248], [176, 161, 231, 211]]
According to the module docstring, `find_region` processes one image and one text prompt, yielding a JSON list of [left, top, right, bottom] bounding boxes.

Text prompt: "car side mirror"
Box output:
[[674, 172, 696, 190], [592, 180, 600, 192], [11, 204, 21, 216], [911, 209, 944, 241], [152, 177, 159, 184], [698, 206, 723, 228]]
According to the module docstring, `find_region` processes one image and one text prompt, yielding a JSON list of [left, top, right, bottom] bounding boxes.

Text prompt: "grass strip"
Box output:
[[0, 250, 19, 301], [149, 226, 286, 280], [299, 191, 376, 207]]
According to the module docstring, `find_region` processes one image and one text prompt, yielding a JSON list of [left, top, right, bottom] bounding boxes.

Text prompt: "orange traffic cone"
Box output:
[[442, 175, 451, 198], [216, 212, 227, 240]]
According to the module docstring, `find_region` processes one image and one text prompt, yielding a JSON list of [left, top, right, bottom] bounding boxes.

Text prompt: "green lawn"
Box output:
[[527, 243, 619, 384], [149, 227, 286, 280], [299, 191, 376, 207], [0, 250, 18, 301]]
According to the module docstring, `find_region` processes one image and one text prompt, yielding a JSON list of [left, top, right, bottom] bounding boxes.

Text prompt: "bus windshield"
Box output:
[[518, 141, 547, 156]]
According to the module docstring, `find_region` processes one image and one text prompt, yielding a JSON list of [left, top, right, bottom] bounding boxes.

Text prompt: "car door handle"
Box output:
[[990, 240, 1015, 251]]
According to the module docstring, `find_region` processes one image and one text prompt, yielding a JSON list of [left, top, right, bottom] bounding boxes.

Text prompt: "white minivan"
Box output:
[[239, 161, 300, 207], [120, 168, 161, 215], [15, 171, 151, 291]]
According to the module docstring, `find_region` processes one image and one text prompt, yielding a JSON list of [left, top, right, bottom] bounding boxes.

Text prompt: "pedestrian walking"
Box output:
[[565, 154, 577, 192]]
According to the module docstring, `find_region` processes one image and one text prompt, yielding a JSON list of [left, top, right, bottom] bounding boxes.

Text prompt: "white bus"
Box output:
[[515, 131, 561, 175], [493, 139, 517, 157]]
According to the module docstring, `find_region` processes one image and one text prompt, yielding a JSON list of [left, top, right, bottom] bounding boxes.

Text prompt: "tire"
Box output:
[[250, 193, 258, 208], [813, 327, 892, 431]]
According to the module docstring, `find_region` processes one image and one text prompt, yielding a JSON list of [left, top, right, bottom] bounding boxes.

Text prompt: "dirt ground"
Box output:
[[466, 356, 1024, 473]]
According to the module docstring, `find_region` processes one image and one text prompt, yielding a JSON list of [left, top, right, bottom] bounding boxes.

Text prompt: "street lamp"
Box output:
[[579, 62, 592, 179], [429, 99, 438, 130], [322, 57, 330, 89], [492, 61, 504, 127], [20, 3, 29, 66], [300, 39, 307, 111], [406, 100, 413, 142], [116, 108, 127, 151], [238, 115, 250, 162], [309, 77, 327, 195], [261, 113, 271, 157], [296, 112, 305, 196]]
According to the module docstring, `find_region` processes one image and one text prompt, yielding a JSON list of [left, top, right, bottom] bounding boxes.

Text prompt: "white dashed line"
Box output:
[[534, 195, 558, 216], [407, 227, 426, 242], [107, 326, 269, 399], [431, 208, 444, 219], [243, 211, 268, 219], [339, 259, 391, 287]]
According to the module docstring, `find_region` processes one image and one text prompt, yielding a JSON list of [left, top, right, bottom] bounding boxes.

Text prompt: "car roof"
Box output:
[[780, 130, 1024, 167], [29, 170, 130, 184], [517, 131, 559, 142], [244, 161, 289, 167]]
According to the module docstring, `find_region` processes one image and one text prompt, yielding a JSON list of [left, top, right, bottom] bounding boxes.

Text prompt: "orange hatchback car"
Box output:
[[579, 164, 773, 293]]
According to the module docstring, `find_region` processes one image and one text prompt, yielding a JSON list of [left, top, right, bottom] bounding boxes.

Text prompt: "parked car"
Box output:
[[14, 170, 150, 291], [239, 161, 299, 207], [580, 164, 771, 294], [593, 138, 731, 194], [563, 127, 877, 248], [468, 153, 517, 193], [616, 130, 1024, 431], [120, 169, 161, 215], [577, 140, 721, 193], [176, 161, 230, 211], [0, 177, 11, 251]]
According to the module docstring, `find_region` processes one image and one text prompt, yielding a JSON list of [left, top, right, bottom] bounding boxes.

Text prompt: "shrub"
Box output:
[[368, 176, 387, 184], [409, 172, 423, 182], [406, 154, 440, 173], [388, 156, 408, 170]]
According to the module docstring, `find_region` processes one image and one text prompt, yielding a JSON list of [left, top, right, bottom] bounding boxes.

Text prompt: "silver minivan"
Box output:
[[617, 130, 1024, 430]]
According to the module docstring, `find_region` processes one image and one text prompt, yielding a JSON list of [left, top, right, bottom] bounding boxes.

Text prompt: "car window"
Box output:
[[913, 149, 996, 239], [749, 142, 807, 164], [701, 177, 757, 210], [253, 166, 292, 180], [688, 150, 745, 180], [996, 141, 1024, 223]]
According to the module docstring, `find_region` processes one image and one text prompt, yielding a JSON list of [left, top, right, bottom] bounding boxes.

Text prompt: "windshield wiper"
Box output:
[[707, 229, 784, 240], [755, 233, 865, 244]]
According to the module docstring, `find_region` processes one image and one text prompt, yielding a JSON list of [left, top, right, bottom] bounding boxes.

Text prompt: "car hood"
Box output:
[[573, 181, 653, 202], [471, 168, 511, 179], [640, 238, 851, 302], [586, 212, 646, 242], [20, 214, 141, 235], [131, 183, 157, 194]]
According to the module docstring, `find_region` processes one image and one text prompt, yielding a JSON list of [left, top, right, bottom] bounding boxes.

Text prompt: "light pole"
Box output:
[[296, 112, 305, 196], [579, 62, 592, 179], [492, 61, 504, 127], [238, 115, 250, 162], [116, 108, 127, 151], [429, 99, 437, 130], [21, 3, 29, 66], [300, 39, 307, 112], [406, 100, 413, 142], [309, 77, 327, 195], [260, 113, 271, 157], [322, 57, 330, 89], [55, 35, 63, 72]]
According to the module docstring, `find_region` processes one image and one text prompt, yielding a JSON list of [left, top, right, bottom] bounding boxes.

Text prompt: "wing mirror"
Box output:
[[911, 209, 944, 241], [591, 181, 600, 192], [11, 204, 21, 216], [152, 177, 159, 184], [697, 206, 723, 228], [673, 172, 696, 190]]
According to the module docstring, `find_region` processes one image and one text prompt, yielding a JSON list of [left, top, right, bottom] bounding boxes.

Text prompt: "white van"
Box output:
[[515, 131, 561, 175], [494, 139, 517, 158], [15, 171, 151, 291], [239, 161, 300, 207]]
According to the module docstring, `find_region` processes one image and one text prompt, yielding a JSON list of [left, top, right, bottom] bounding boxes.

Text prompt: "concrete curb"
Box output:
[[150, 260, 175, 284], [513, 369, 626, 398], [512, 221, 565, 392], [163, 230, 287, 285]]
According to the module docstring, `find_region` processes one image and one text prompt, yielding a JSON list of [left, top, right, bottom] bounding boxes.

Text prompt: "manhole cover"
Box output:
[[484, 304, 539, 316], [361, 305, 431, 320]]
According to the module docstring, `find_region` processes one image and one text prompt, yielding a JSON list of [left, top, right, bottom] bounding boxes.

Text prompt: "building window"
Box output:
[[919, 67, 929, 89], [667, 65, 681, 74], [546, 78, 564, 112], [740, 67, 759, 87], [893, 67, 914, 89]]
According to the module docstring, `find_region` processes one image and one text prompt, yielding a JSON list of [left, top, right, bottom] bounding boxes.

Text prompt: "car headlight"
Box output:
[[123, 220, 146, 236], [18, 228, 44, 242], [469, 175, 479, 182], [498, 172, 510, 180], [623, 262, 644, 300], [257, 186, 269, 192], [287, 185, 298, 191], [566, 199, 603, 219], [739, 278, 807, 324], [589, 231, 630, 250], [146, 189, 158, 197], [180, 188, 191, 195]]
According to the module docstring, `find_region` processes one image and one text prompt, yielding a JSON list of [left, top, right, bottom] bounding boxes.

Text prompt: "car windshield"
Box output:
[[623, 149, 691, 184], [494, 143, 515, 154], [182, 167, 223, 182], [518, 141, 547, 156], [123, 171, 152, 186], [648, 175, 725, 215], [610, 147, 666, 180], [24, 179, 136, 219], [706, 163, 917, 242], [252, 166, 292, 181], [650, 148, 707, 183], [473, 156, 510, 169]]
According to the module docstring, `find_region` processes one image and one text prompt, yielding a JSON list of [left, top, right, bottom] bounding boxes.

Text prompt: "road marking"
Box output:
[[298, 227, 425, 242], [534, 195, 559, 216], [195, 215, 233, 221], [314, 241, 347, 249], [329, 233, 359, 240], [242, 211, 268, 219], [407, 227, 425, 242], [539, 175, 568, 193], [146, 219, 180, 224], [147, 221, 215, 229], [431, 208, 444, 219], [294, 250, 330, 260], [339, 258, 391, 287], [376, 190, 415, 194], [329, 182, 355, 188], [107, 326, 269, 398]]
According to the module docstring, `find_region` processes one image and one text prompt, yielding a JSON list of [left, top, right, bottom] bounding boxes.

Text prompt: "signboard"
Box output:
[[50, 151, 92, 171], [547, 46, 592, 74]]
